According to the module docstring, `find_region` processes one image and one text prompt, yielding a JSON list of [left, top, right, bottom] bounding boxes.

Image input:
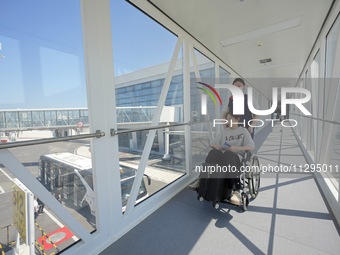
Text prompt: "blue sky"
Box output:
[[0, 0, 177, 109]]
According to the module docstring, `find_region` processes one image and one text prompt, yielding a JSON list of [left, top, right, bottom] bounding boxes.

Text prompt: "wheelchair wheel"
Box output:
[[250, 156, 261, 198]]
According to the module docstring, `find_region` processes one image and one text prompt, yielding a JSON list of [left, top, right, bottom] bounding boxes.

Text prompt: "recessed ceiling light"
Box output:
[[251, 62, 293, 71], [259, 58, 272, 64], [220, 17, 301, 47]]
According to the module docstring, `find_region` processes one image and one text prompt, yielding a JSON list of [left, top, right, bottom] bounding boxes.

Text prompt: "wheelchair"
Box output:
[[196, 151, 261, 211], [237, 151, 261, 210]]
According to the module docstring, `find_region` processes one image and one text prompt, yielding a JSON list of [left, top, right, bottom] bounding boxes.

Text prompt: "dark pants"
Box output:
[[205, 149, 241, 190]]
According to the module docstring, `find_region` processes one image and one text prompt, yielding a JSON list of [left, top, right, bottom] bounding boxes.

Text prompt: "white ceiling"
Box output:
[[149, 0, 333, 97]]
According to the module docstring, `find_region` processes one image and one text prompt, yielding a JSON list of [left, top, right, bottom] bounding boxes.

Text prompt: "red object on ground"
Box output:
[[37, 227, 74, 250]]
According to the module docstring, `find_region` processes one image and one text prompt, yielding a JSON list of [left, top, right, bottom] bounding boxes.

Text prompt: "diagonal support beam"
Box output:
[[0, 149, 92, 242], [123, 36, 183, 216]]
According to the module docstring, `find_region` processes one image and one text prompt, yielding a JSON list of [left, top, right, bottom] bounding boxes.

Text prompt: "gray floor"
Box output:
[[101, 124, 340, 255]]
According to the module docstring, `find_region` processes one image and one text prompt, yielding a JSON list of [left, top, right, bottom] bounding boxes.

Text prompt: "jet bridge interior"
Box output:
[[0, 0, 339, 254]]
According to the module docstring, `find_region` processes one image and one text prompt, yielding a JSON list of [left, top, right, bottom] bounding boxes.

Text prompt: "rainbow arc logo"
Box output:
[[196, 82, 222, 115]]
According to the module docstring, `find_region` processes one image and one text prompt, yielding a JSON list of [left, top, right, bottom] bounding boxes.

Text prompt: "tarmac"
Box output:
[[74, 144, 184, 184]]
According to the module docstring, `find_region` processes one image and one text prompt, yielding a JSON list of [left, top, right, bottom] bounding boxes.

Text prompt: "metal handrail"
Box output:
[[0, 223, 15, 247], [110, 122, 191, 136], [0, 119, 214, 148], [110, 120, 212, 136], [0, 130, 105, 150], [0, 124, 90, 133], [289, 113, 340, 125]]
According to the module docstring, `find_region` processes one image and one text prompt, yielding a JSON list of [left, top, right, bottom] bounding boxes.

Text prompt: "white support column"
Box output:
[[183, 37, 192, 174], [163, 124, 171, 160], [132, 132, 138, 149], [214, 62, 220, 119], [26, 191, 35, 254], [317, 37, 326, 163], [80, 0, 121, 240], [157, 129, 165, 154]]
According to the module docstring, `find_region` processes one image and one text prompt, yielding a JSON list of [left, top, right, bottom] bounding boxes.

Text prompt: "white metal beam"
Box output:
[[80, 0, 122, 239], [123, 36, 183, 216], [183, 37, 192, 174], [190, 46, 201, 80]]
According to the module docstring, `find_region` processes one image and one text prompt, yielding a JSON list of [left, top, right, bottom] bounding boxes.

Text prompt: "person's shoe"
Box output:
[[189, 180, 200, 190], [229, 190, 241, 205]]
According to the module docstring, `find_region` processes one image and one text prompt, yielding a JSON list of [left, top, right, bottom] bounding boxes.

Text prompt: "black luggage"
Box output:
[[196, 163, 230, 208]]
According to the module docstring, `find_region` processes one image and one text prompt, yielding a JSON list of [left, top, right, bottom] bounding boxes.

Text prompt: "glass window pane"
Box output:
[[324, 14, 340, 187], [111, 0, 178, 77], [1, 141, 95, 253], [110, 0, 185, 212], [0, 1, 91, 252], [0, 1, 88, 138], [191, 49, 215, 121], [325, 14, 340, 115]]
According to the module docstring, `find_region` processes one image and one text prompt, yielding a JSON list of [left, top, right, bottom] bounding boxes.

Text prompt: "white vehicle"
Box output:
[[38, 152, 151, 215]]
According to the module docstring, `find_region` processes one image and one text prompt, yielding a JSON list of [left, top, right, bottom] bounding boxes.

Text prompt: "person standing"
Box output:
[[37, 198, 44, 214], [33, 197, 39, 220], [222, 78, 259, 138]]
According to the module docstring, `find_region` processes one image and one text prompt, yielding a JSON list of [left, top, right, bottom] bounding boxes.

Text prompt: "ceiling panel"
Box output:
[[149, 0, 333, 97]]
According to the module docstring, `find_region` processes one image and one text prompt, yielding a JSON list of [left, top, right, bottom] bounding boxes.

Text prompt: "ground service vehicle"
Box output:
[[38, 152, 151, 214]]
